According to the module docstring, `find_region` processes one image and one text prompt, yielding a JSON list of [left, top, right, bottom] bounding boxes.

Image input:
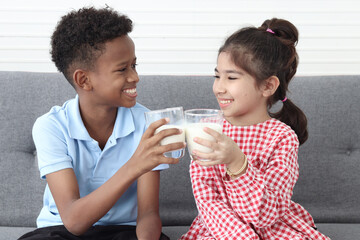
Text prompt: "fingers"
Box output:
[[203, 127, 222, 139], [191, 152, 220, 166], [194, 159, 220, 167], [194, 127, 224, 151], [143, 118, 169, 138], [159, 156, 180, 165], [192, 150, 214, 161], [157, 142, 186, 155], [153, 127, 184, 142], [193, 136, 217, 151]]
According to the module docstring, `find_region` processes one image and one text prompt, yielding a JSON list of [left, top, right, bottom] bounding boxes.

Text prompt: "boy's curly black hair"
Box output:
[[50, 7, 133, 87]]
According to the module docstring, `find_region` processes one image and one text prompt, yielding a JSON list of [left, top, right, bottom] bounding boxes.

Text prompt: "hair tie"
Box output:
[[266, 28, 275, 34], [282, 97, 288, 102]]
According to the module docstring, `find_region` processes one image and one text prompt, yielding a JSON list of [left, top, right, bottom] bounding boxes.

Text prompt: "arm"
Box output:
[[38, 118, 184, 235], [190, 161, 258, 239], [136, 170, 162, 240], [194, 128, 299, 228], [47, 162, 139, 235], [223, 139, 299, 228]]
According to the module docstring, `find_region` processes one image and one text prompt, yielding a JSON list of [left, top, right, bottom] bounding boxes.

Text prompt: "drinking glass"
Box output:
[[145, 107, 185, 158], [184, 109, 223, 161]]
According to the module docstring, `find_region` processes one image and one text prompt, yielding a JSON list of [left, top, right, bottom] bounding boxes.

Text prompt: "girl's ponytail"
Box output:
[[270, 99, 308, 145], [263, 18, 309, 145]]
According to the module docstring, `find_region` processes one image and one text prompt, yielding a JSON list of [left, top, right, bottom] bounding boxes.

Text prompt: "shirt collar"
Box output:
[[113, 106, 135, 139], [67, 95, 135, 140]]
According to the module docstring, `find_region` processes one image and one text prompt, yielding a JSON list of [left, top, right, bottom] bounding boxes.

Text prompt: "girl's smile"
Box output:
[[217, 98, 234, 108], [213, 52, 269, 126]]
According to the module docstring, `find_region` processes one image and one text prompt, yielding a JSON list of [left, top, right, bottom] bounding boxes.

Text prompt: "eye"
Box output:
[[117, 68, 126, 72], [132, 63, 138, 69], [213, 75, 220, 79], [228, 77, 238, 80]]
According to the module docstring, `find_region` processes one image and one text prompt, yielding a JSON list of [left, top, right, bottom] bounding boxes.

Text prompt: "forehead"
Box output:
[[216, 52, 243, 73], [95, 35, 136, 67]]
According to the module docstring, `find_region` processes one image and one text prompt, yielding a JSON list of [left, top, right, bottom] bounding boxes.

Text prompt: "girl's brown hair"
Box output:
[[219, 18, 308, 144]]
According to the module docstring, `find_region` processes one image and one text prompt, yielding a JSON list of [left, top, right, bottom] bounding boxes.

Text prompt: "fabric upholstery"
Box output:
[[0, 71, 359, 239]]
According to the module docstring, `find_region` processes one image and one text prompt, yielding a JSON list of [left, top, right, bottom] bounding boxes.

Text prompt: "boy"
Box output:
[[19, 7, 184, 240]]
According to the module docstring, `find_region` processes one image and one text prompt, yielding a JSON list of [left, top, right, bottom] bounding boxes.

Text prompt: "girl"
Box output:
[[181, 18, 330, 239]]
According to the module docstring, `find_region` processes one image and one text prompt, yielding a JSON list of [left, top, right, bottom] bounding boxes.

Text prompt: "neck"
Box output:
[[226, 105, 271, 127], [78, 97, 117, 149]]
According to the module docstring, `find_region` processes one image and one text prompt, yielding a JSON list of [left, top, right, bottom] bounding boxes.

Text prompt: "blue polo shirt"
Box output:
[[32, 95, 168, 228]]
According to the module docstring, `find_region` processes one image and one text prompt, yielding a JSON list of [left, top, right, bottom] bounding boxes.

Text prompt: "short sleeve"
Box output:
[[152, 163, 169, 171], [32, 116, 73, 179]]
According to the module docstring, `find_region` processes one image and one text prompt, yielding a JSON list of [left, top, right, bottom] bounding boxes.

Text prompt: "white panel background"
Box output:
[[0, 0, 359, 75]]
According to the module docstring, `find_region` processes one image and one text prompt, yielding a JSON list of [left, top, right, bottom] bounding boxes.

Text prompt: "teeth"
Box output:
[[123, 88, 137, 94], [220, 100, 231, 104]]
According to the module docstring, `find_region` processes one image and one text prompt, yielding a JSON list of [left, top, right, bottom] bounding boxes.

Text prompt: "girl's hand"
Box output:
[[192, 127, 245, 171], [130, 118, 185, 174]]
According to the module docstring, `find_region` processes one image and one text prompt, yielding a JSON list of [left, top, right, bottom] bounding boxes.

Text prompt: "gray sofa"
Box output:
[[0, 71, 359, 240]]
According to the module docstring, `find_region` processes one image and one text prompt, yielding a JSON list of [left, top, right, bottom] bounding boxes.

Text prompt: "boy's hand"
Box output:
[[130, 118, 185, 174], [191, 127, 245, 171]]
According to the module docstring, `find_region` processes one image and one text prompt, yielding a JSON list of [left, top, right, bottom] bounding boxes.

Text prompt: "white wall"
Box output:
[[0, 0, 359, 75]]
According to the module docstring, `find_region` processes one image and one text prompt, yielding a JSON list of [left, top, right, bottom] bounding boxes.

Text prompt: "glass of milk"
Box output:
[[145, 107, 185, 158], [184, 109, 223, 161]]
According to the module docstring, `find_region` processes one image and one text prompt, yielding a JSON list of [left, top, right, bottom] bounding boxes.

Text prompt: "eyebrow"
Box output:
[[116, 57, 137, 67], [214, 68, 243, 75]]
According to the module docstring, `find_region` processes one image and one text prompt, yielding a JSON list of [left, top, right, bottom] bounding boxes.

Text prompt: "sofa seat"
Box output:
[[4, 224, 360, 240], [162, 224, 360, 240], [0, 227, 36, 240]]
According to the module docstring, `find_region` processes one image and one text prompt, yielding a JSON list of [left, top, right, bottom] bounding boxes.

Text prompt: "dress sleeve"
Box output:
[[223, 133, 299, 228], [190, 160, 259, 239], [32, 116, 73, 179]]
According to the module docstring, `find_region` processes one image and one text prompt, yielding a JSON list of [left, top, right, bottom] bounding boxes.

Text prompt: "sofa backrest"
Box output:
[[0, 72, 75, 227], [0, 71, 359, 228], [285, 75, 360, 223]]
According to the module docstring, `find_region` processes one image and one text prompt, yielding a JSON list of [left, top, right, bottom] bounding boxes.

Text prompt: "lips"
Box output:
[[219, 99, 231, 104], [123, 87, 137, 97], [218, 98, 233, 108]]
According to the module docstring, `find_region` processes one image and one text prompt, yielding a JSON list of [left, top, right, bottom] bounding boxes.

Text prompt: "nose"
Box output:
[[127, 69, 139, 83], [213, 77, 226, 96]]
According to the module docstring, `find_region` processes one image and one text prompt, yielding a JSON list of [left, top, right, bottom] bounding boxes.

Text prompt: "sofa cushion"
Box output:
[[1, 72, 359, 233], [316, 223, 360, 240], [0, 71, 75, 227], [0, 227, 36, 240], [161, 224, 360, 240], [288, 76, 360, 223], [162, 226, 189, 240]]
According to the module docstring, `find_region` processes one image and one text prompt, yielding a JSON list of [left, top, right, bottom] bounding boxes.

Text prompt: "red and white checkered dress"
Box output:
[[180, 118, 330, 240]]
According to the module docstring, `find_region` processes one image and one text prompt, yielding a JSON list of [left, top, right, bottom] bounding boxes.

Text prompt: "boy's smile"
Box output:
[[122, 87, 138, 98]]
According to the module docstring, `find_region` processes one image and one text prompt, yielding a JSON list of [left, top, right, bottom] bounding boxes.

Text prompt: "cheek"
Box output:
[[229, 87, 244, 99]]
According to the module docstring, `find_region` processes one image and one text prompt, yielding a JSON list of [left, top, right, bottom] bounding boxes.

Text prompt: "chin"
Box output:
[[221, 109, 233, 118], [124, 101, 137, 108]]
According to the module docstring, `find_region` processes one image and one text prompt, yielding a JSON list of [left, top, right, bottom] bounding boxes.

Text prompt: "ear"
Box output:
[[73, 69, 92, 91], [261, 76, 280, 98]]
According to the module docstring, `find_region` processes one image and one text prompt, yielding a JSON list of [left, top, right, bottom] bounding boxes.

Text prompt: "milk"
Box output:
[[185, 123, 223, 157], [155, 124, 185, 158], [155, 124, 185, 145]]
